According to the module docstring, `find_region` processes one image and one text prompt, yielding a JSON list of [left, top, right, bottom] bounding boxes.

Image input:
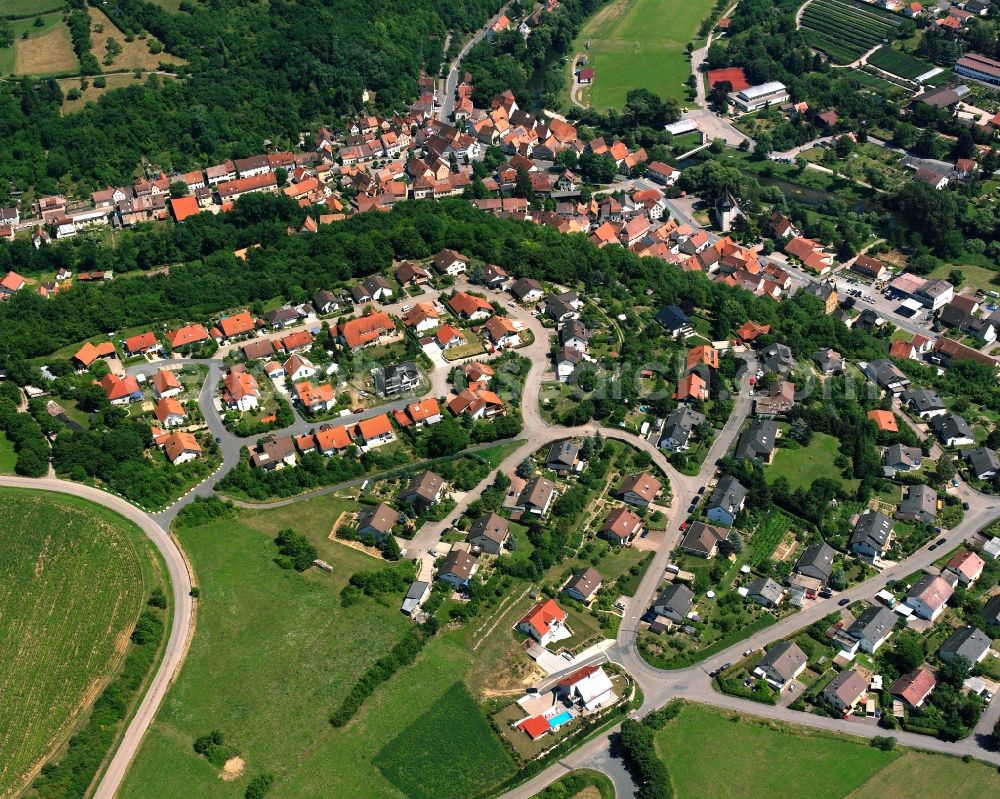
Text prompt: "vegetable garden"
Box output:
[[800, 0, 900, 65], [867, 46, 935, 80]]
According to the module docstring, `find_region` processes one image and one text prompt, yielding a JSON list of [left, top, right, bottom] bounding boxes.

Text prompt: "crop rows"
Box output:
[[801, 0, 899, 64], [867, 46, 934, 79], [0, 492, 146, 797]]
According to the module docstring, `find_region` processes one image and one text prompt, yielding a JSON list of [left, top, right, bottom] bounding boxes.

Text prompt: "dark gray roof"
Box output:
[[864, 359, 909, 389], [931, 413, 974, 442], [794, 542, 836, 582], [902, 387, 946, 414], [964, 447, 1000, 478], [735, 420, 779, 460], [939, 626, 991, 663], [655, 583, 694, 614], [405, 580, 429, 601], [812, 348, 843, 372], [850, 511, 892, 552], [654, 305, 690, 332], [547, 440, 580, 468], [848, 605, 897, 644], [983, 594, 1000, 626], [885, 443, 922, 470], [707, 475, 747, 516], [897, 484, 938, 520], [748, 576, 783, 603], [559, 319, 591, 344], [761, 343, 794, 375]]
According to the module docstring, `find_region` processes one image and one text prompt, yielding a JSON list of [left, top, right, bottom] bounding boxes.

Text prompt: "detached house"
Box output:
[[849, 511, 893, 562], [938, 626, 991, 664], [705, 475, 747, 526], [356, 503, 400, 541], [905, 574, 954, 621], [438, 549, 479, 589], [354, 414, 395, 451], [845, 606, 897, 654], [564, 567, 602, 603], [516, 599, 568, 645], [399, 470, 446, 511], [600, 506, 643, 545], [653, 583, 694, 623], [755, 641, 807, 689], [891, 668, 936, 709], [448, 291, 493, 321], [222, 368, 260, 411], [466, 513, 510, 554], [515, 476, 557, 516], [931, 413, 975, 447], [895, 484, 938, 525], [617, 472, 662, 508], [823, 669, 868, 713], [432, 248, 469, 276]]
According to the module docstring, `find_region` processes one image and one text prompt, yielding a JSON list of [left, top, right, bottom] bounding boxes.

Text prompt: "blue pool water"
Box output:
[[548, 711, 572, 729]]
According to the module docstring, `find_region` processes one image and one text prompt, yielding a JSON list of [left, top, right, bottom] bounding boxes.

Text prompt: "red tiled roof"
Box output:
[[169, 195, 200, 222], [124, 331, 158, 353], [74, 340, 117, 366], [518, 599, 567, 638], [167, 324, 210, 348]]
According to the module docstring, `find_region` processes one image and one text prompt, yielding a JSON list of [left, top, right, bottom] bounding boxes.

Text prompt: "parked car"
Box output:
[[962, 501, 970, 510], [936, 537, 947, 546], [838, 598, 850, 606]]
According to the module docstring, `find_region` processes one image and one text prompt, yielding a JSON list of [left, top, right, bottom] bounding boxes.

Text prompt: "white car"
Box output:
[[400, 304, 411, 313], [789, 682, 797, 692]]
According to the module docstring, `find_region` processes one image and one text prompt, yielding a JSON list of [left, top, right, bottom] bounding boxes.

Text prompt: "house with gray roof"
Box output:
[[938, 626, 992, 664], [931, 413, 975, 447], [705, 475, 746, 526], [902, 387, 947, 419], [823, 668, 868, 712], [895, 483, 938, 524], [846, 606, 897, 654], [885, 443, 922, 475], [754, 641, 807, 688], [735, 419, 779, 462], [983, 594, 1000, 628], [963, 447, 1000, 480], [466, 512, 510, 554], [356, 503, 400, 541], [812, 348, 844, 375], [863, 359, 910, 395], [652, 583, 694, 623], [401, 580, 430, 615], [747, 576, 784, 608], [547, 440, 581, 475], [659, 406, 706, 452], [564, 567, 602, 603], [654, 305, 694, 338], [793, 542, 836, 584], [761, 343, 795, 376], [849, 511, 893, 561]]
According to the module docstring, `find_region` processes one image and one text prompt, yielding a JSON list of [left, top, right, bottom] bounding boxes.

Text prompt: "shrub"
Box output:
[[870, 735, 896, 751], [273, 528, 317, 571], [245, 773, 274, 799]]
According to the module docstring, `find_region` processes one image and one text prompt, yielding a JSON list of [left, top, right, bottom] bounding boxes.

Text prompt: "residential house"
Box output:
[[546, 440, 581, 475], [983, 594, 1000, 626], [395, 261, 431, 287], [761, 343, 795, 376], [517, 599, 568, 645], [447, 387, 506, 419], [564, 567, 603, 603], [314, 423, 353, 455], [401, 580, 430, 616], [481, 263, 510, 290], [793, 542, 836, 584], [402, 302, 441, 333], [653, 583, 694, 623], [617, 472, 662, 508], [438, 549, 479, 589], [393, 398, 443, 428], [483, 315, 521, 349], [312, 289, 341, 315], [905, 574, 954, 621], [674, 373, 708, 402], [852, 254, 892, 281], [295, 381, 336, 413], [510, 278, 544, 303], [399, 470, 446, 511], [931, 413, 975, 447], [448, 291, 493, 321], [99, 373, 142, 405], [216, 310, 256, 340], [938, 626, 991, 664], [356, 503, 400, 541], [161, 431, 202, 465], [680, 521, 730, 559], [338, 312, 395, 349], [555, 665, 616, 712], [467, 512, 510, 554], [867, 409, 898, 433], [945, 550, 985, 585], [849, 511, 893, 561], [734, 420, 779, 462], [154, 397, 186, 428], [846, 606, 898, 654], [902, 387, 947, 419], [354, 414, 395, 451], [600, 506, 643, 545], [151, 368, 183, 399], [250, 435, 297, 470], [221, 368, 260, 411], [754, 641, 808, 689], [823, 669, 868, 713], [964, 447, 1000, 480], [885, 443, 922, 474], [241, 339, 276, 361], [374, 362, 420, 397], [804, 281, 838, 314], [560, 320, 591, 352], [167, 324, 210, 350], [659, 406, 706, 452], [747, 577, 784, 608], [705, 475, 747, 526], [123, 331, 160, 356], [432, 248, 469, 276], [754, 380, 795, 416], [654, 305, 694, 338], [891, 668, 936, 709], [863, 360, 911, 395], [283, 354, 317, 383], [516, 476, 558, 516], [686, 344, 719, 372]]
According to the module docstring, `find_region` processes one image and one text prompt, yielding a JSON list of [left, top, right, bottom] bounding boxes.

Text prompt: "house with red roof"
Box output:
[[600, 506, 643, 545], [99, 373, 142, 405], [354, 414, 395, 450], [221, 368, 260, 411], [516, 598, 568, 645], [154, 396, 187, 427], [393, 398, 443, 428], [161, 431, 202, 465], [278, 330, 314, 353], [216, 310, 255, 339], [448, 291, 494, 321], [946, 549, 985, 585], [447, 387, 506, 419], [123, 331, 160, 356], [435, 324, 467, 350], [167, 324, 210, 350], [735, 320, 770, 344], [483, 315, 521, 348], [294, 381, 336, 412], [0, 270, 26, 297], [314, 424, 353, 455], [338, 312, 396, 349], [152, 368, 182, 399], [169, 195, 201, 222], [891, 668, 936, 709], [674, 373, 708, 402], [73, 340, 117, 369]]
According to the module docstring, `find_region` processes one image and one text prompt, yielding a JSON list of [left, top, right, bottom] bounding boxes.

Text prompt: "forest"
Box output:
[[0, 0, 506, 201]]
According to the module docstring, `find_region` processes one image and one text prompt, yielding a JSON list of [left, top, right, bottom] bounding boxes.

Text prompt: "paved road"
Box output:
[[438, 6, 511, 122], [0, 476, 194, 799]]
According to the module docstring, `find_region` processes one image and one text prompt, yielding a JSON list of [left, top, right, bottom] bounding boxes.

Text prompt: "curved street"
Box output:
[[10, 276, 1000, 798]]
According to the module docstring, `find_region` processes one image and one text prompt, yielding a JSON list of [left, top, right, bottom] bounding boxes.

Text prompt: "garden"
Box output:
[[800, 0, 900, 65]]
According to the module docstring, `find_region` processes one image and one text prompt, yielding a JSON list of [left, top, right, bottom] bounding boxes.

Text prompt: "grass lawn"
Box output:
[[13, 15, 77, 76], [374, 682, 515, 799], [88, 7, 185, 73], [655, 704, 897, 799], [929, 261, 1000, 294], [766, 432, 859, 493], [846, 751, 1000, 799], [476, 439, 525, 468], [568, 0, 714, 110], [0, 11, 63, 74], [0, 432, 16, 473], [0, 488, 157, 798], [120, 493, 525, 799]]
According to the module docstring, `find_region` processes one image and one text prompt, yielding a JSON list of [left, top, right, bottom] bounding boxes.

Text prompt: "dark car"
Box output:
[[838, 598, 850, 607], [962, 501, 970, 510], [929, 544, 938, 552], [936, 537, 947, 546]]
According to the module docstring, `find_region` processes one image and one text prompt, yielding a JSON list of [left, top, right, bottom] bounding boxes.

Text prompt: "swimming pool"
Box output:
[[548, 711, 572, 729]]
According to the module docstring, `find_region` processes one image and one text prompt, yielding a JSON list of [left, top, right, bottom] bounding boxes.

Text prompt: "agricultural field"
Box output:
[[374, 682, 516, 799], [567, 0, 715, 110], [800, 0, 899, 65], [14, 17, 77, 76], [0, 11, 68, 75], [846, 751, 1000, 799], [867, 46, 934, 80], [654, 704, 897, 799], [0, 488, 156, 798], [1, 0, 63, 16]]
